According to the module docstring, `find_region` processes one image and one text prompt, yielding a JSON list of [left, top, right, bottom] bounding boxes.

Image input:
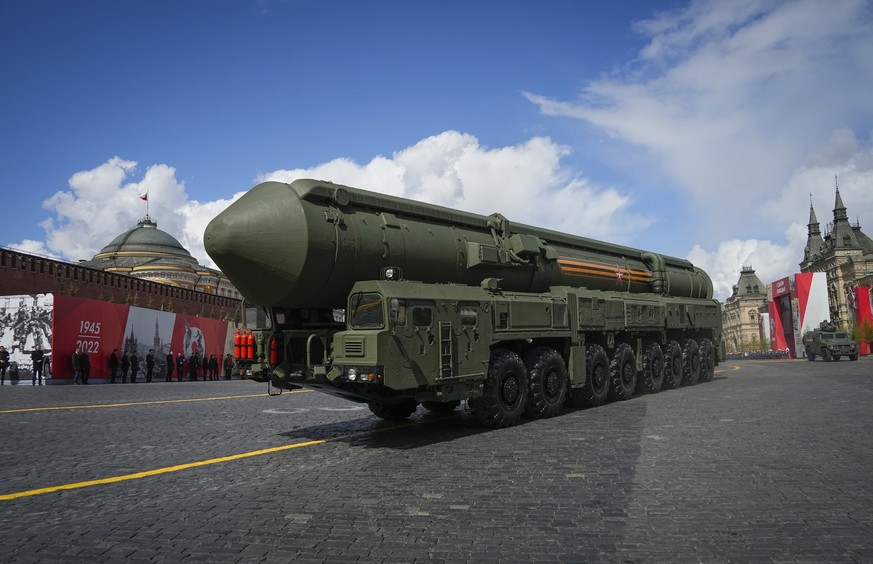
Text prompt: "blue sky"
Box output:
[[2, 0, 872, 300]]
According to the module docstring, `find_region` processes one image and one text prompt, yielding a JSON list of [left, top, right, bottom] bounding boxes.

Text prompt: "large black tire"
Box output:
[[698, 338, 715, 383], [806, 347, 815, 361], [638, 341, 664, 394], [822, 348, 832, 362], [421, 401, 461, 413], [568, 344, 610, 407], [523, 347, 567, 419], [609, 343, 637, 401], [833, 355, 841, 361], [368, 400, 418, 421], [681, 338, 700, 386], [662, 340, 683, 389], [472, 349, 528, 428], [850, 354, 859, 361]]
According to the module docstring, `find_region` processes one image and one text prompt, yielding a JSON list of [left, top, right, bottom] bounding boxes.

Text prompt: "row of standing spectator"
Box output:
[[106, 349, 237, 383]]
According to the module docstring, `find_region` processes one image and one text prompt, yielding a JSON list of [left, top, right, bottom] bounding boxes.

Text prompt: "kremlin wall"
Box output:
[[0, 216, 241, 384]]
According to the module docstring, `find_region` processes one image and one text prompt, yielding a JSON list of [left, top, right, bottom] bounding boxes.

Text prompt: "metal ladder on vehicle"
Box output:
[[439, 321, 453, 378]]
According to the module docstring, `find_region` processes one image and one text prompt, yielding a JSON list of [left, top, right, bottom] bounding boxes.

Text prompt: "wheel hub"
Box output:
[[501, 375, 520, 405]]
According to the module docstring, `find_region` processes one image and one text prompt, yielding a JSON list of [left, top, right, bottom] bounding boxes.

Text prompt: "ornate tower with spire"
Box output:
[[801, 177, 873, 329], [828, 178, 860, 250], [801, 196, 825, 271]]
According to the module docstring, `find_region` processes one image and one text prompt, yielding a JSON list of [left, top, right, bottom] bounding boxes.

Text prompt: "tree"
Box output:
[[854, 318, 873, 352]]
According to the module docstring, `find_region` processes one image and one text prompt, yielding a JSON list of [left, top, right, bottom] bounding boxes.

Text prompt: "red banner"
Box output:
[[49, 295, 232, 381]]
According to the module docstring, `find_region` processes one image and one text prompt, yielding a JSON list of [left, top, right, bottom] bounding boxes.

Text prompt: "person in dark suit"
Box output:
[[223, 353, 234, 380], [30, 346, 46, 386], [120, 351, 130, 383], [72, 347, 83, 384], [0, 346, 9, 385], [188, 353, 199, 381], [109, 348, 119, 383], [130, 354, 139, 383], [166, 350, 175, 382], [145, 349, 155, 383], [175, 353, 185, 381], [80, 351, 90, 384], [209, 354, 219, 381]]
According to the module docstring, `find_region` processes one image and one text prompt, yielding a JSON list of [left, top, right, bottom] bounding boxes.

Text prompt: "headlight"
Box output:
[[342, 366, 384, 383]]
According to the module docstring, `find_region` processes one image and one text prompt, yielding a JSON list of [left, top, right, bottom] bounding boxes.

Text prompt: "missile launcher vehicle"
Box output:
[[206, 179, 723, 427]]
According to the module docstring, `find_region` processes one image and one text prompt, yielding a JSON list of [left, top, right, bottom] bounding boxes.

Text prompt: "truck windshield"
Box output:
[[349, 293, 384, 329], [244, 304, 271, 330]]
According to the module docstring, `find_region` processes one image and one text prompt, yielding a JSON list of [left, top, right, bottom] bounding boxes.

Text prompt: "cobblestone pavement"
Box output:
[[1, 358, 872, 563]]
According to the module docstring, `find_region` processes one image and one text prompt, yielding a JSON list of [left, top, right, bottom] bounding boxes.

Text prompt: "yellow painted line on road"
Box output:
[[0, 389, 312, 414], [0, 438, 330, 501], [0, 420, 415, 501], [715, 365, 742, 373]]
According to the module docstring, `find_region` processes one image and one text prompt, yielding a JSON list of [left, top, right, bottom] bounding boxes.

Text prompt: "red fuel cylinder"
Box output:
[[269, 337, 278, 365], [246, 330, 255, 360], [234, 329, 242, 359]]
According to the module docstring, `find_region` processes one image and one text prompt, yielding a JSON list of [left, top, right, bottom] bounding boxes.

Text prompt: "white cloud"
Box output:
[[263, 131, 649, 243], [19, 132, 646, 271], [525, 0, 873, 297], [16, 157, 243, 268], [687, 222, 807, 302]]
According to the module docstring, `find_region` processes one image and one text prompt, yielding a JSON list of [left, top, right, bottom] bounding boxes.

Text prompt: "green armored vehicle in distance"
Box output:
[[803, 321, 859, 361]]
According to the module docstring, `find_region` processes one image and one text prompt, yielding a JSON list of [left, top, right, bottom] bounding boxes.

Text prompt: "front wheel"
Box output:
[[524, 347, 567, 419], [850, 354, 859, 361], [822, 349, 832, 362], [806, 347, 815, 361], [472, 349, 528, 428], [368, 401, 418, 421]]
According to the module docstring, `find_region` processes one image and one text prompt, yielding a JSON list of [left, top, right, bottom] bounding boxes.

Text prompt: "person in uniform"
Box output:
[[109, 348, 119, 383], [145, 349, 155, 383], [120, 351, 130, 383]]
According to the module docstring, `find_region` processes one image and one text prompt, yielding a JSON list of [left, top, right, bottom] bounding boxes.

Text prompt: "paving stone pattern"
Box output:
[[1, 359, 872, 562]]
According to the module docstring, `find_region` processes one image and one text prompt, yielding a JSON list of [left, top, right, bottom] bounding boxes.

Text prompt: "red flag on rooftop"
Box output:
[[140, 193, 148, 201]]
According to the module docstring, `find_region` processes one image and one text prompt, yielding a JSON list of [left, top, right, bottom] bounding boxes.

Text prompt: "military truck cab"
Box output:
[[803, 322, 859, 361]]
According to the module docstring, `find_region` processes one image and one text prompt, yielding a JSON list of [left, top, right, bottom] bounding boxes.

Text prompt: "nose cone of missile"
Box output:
[[205, 182, 307, 306]]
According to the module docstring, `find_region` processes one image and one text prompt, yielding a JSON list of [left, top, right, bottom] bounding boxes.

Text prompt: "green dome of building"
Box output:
[[92, 216, 197, 268], [84, 215, 239, 298]]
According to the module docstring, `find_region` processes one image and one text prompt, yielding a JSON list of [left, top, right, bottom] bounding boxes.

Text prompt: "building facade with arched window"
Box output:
[[722, 266, 767, 352]]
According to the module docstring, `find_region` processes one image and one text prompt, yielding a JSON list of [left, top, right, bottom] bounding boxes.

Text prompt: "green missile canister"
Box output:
[[205, 179, 712, 308]]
